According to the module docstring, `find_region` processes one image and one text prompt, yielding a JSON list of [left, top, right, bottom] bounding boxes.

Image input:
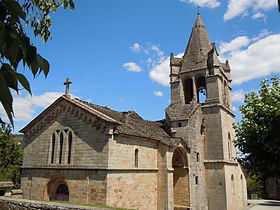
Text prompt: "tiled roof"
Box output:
[[75, 98, 180, 146], [166, 103, 200, 121]]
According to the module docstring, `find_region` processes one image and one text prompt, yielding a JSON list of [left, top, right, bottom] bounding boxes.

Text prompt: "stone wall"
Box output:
[[108, 135, 157, 169], [23, 111, 110, 168], [0, 196, 111, 210], [204, 163, 227, 210], [224, 164, 247, 210], [106, 171, 157, 210], [21, 168, 107, 206], [172, 106, 208, 210], [106, 135, 158, 209]]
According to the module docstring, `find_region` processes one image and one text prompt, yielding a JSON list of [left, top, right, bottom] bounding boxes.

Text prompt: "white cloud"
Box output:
[[149, 53, 183, 86], [252, 29, 271, 41], [221, 33, 280, 84], [232, 90, 245, 102], [0, 92, 64, 122], [180, 0, 220, 8], [224, 0, 277, 21], [153, 91, 163, 97], [219, 36, 251, 54], [130, 43, 141, 52], [123, 62, 142, 72], [232, 106, 238, 112], [149, 56, 170, 86], [252, 12, 265, 19], [151, 45, 164, 56]]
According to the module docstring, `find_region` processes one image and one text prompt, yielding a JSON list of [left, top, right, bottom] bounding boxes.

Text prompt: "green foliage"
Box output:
[[235, 76, 280, 180], [246, 175, 264, 197], [0, 123, 23, 188], [0, 0, 74, 125]]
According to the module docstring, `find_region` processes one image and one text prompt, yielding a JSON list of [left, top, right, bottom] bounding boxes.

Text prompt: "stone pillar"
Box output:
[[192, 77, 197, 103]]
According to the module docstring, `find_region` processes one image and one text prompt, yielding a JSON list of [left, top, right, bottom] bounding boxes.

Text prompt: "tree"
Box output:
[[0, 123, 23, 188], [235, 76, 280, 182], [0, 0, 74, 125], [246, 174, 264, 197]]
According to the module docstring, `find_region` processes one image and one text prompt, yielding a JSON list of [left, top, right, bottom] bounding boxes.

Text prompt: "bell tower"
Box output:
[[166, 13, 247, 210]]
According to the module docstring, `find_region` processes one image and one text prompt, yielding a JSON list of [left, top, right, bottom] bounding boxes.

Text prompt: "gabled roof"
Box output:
[[20, 96, 121, 134], [77, 99, 180, 146], [181, 13, 212, 73], [20, 96, 179, 146]]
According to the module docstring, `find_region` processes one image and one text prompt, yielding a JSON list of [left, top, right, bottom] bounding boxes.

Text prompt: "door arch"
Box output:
[[45, 178, 69, 201], [172, 147, 190, 207]]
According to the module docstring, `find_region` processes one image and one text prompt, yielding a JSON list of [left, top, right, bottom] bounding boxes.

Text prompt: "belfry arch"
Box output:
[[172, 147, 190, 208]]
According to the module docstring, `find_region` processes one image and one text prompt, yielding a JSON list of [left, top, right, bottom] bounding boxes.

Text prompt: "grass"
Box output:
[[17, 198, 134, 210], [48, 200, 133, 210]]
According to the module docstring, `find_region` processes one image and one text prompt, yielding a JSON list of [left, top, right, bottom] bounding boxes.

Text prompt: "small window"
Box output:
[[240, 174, 243, 180], [196, 153, 200, 162], [178, 122, 182, 127], [195, 176, 199, 185], [135, 149, 139, 167], [231, 174, 234, 180]]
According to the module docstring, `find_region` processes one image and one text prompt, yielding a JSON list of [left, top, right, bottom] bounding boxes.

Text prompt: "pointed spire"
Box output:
[[181, 13, 213, 73]]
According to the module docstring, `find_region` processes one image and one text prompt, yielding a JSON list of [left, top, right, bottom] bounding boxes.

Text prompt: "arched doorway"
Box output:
[[55, 184, 69, 201], [172, 147, 190, 207], [45, 178, 69, 201]]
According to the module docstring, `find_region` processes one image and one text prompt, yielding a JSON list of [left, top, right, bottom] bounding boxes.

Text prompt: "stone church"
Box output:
[[20, 13, 247, 210]]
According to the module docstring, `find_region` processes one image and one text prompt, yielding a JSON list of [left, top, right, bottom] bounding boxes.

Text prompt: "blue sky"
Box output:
[[1, 0, 280, 133]]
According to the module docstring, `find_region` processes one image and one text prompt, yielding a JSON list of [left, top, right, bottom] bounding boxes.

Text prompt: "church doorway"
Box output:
[[172, 147, 190, 208], [45, 178, 69, 201], [55, 184, 69, 201]]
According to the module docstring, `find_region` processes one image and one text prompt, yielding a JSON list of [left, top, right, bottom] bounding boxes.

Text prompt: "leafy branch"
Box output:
[[0, 0, 74, 125]]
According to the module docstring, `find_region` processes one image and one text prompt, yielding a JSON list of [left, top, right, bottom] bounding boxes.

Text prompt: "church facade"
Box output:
[[20, 14, 247, 210]]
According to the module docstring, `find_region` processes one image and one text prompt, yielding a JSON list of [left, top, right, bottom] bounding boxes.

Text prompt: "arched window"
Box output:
[[183, 78, 194, 104], [51, 133, 56, 164], [59, 132, 64, 164], [67, 132, 72, 164], [135, 149, 138, 167], [197, 77, 207, 103], [50, 128, 74, 165]]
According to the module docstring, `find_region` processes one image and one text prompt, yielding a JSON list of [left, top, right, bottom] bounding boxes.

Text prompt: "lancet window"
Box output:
[[135, 149, 139, 167], [183, 76, 207, 104], [49, 127, 74, 165]]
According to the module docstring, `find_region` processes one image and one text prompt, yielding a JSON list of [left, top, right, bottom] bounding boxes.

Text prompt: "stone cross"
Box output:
[[64, 78, 72, 97]]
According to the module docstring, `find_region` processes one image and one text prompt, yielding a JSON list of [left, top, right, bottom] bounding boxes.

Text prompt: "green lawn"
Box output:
[[20, 198, 135, 210]]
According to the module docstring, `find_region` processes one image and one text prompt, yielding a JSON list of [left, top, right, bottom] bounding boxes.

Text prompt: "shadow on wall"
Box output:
[[259, 201, 280, 206]]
